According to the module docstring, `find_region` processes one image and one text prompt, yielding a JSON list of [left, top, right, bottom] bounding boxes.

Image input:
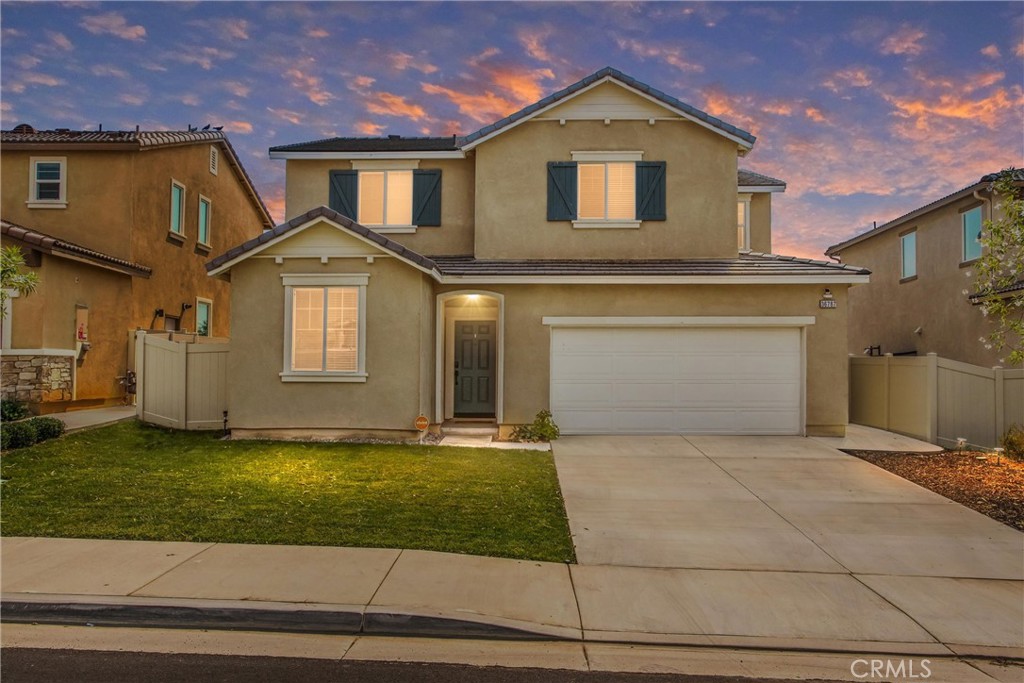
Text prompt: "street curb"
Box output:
[[1, 599, 558, 641]]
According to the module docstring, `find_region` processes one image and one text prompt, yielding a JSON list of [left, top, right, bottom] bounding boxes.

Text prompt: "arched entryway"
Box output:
[[435, 291, 504, 424]]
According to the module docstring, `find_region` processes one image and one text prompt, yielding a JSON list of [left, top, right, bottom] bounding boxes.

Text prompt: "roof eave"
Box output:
[[268, 150, 466, 160]]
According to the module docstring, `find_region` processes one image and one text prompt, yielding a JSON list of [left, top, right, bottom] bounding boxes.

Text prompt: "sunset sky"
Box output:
[[2, 1, 1021, 259]]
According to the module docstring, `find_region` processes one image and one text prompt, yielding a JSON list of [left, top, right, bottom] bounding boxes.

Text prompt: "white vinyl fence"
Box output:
[[135, 331, 229, 430], [850, 353, 1024, 449]]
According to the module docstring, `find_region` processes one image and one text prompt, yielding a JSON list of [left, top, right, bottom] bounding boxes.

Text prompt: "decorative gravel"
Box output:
[[848, 450, 1024, 531]]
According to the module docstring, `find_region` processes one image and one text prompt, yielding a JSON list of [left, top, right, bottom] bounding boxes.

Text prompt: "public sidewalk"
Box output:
[[2, 536, 1021, 665]]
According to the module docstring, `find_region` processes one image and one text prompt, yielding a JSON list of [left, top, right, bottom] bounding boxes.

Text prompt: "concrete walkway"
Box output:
[[52, 406, 136, 433], [812, 423, 944, 452]]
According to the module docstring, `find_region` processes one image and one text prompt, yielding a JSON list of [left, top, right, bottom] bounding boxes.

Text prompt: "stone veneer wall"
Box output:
[[1, 354, 74, 403]]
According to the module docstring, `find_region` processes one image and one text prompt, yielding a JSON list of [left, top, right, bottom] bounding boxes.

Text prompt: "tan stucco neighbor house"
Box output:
[[826, 171, 1022, 368], [1, 128, 273, 410], [209, 68, 869, 439]]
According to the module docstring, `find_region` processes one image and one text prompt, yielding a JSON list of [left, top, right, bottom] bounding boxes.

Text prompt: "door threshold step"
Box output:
[[441, 426, 499, 437]]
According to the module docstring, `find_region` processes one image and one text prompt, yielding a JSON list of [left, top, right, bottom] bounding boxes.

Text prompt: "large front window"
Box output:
[[282, 274, 367, 382], [358, 170, 413, 227], [577, 162, 635, 220]]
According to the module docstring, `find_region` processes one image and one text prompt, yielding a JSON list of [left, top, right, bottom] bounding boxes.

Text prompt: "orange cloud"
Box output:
[[46, 31, 73, 51], [308, 28, 329, 39], [173, 47, 235, 71], [349, 75, 375, 92], [180, 94, 200, 106], [616, 37, 704, 73], [885, 87, 1020, 128], [22, 72, 65, 87], [804, 107, 828, 124], [355, 121, 385, 135], [221, 19, 249, 40], [285, 68, 333, 106], [421, 83, 517, 124], [389, 52, 438, 74], [761, 102, 793, 116], [366, 92, 429, 121], [223, 81, 251, 98], [518, 25, 555, 63], [223, 121, 253, 134], [15, 55, 41, 69], [981, 44, 1001, 59], [880, 25, 926, 56], [266, 107, 303, 125], [1016, 41, 1024, 58], [822, 67, 873, 93], [262, 190, 285, 225], [485, 65, 555, 104], [80, 12, 146, 41]]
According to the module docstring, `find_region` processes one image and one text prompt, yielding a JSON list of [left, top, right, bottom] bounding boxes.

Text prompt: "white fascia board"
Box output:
[[207, 216, 441, 280], [461, 75, 755, 152], [269, 151, 465, 160], [542, 316, 816, 327], [437, 274, 870, 285], [739, 185, 786, 193]]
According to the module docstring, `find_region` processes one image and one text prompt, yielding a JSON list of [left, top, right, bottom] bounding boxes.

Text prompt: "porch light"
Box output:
[[467, 294, 480, 301], [822, 288, 833, 299]]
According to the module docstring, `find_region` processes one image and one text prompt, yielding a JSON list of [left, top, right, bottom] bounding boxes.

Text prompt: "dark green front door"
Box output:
[[454, 321, 496, 417]]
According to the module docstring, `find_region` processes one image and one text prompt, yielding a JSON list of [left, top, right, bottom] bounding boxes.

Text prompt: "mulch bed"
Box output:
[[847, 450, 1024, 531]]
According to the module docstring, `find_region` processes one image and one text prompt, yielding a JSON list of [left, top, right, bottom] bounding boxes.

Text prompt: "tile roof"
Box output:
[[968, 279, 1024, 303], [459, 66, 756, 148], [2, 127, 274, 229], [826, 169, 1023, 256], [430, 252, 868, 277], [270, 136, 460, 153], [206, 205, 440, 275], [1, 219, 152, 277], [738, 169, 786, 188]]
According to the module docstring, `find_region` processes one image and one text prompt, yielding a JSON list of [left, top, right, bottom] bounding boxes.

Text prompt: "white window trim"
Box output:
[[900, 231, 917, 279], [351, 160, 420, 170], [280, 273, 368, 383], [356, 169, 416, 230], [738, 193, 752, 251], [195, 297, 213, 337], [2, 289, 18, 349], [573, 158, 639, 228], [961, 207, 982, 263], [27, 157, 67, 208], [197, 195, 212, 247], [170, 179, 186, 237]]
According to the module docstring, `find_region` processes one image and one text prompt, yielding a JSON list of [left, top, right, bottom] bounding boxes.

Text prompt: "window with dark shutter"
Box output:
[[412, 169, 442, 226], [547, 162, 577, 221], [328, 170, 358, 220], [635, 162, 666, 221]]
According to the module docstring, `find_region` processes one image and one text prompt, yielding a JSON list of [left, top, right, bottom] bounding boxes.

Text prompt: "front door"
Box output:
[[454, 321, 496, 417]]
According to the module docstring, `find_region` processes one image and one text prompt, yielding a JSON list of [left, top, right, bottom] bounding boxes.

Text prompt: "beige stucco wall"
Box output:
[[284, 158, 476, 256], [473, 119, 739, 259], [9, 254, 133, 400], [225, 255, 434, 431], [1, 150, 134, 260], [749, 193, 772, 253], [836, 196, 1008, 367]]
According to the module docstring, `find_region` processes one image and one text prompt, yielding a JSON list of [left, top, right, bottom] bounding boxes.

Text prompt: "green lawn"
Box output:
[[0, 421, 575, 563]]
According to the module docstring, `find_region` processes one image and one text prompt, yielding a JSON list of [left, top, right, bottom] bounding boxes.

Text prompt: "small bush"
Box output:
[[1001, 424, 1024, 461], [510, 410, 560, 443], [29, 416, 66, 442], [1, 399, 29, 423], [2, 420, 38, 450]]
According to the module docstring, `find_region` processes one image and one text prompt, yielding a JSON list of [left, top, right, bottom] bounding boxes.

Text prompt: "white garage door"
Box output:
[[550, 327, 802, 435]]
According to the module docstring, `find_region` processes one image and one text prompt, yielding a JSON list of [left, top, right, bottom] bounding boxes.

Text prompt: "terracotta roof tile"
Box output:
[[1, 219, 152, 277]]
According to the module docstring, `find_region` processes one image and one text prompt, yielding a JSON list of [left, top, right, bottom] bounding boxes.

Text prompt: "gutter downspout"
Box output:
[[973, 189, 991, 222]]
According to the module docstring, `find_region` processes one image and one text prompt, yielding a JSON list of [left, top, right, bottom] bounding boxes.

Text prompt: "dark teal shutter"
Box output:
[[547, 162, 577, 221], [412, 169, 442, 226], [635, 162, 666, 221], [328, 171, 358, 220]]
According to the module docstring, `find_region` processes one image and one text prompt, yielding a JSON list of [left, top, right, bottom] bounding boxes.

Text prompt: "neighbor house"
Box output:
[[1, 127, 273, 410], [826, 170, 1022, 368], [208, 67, 868, 439]]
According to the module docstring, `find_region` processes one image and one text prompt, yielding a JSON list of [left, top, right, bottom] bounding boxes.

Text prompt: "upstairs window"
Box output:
[[900, 230, 917, 280], [170, 180, 186, 236], [962, 206, 982, 262], [548, 154, 665, 227], [737, 194, 752, 250], [198, 196, 211, 246], [328, 169, 442, 230], [28, 157, 67, 208]]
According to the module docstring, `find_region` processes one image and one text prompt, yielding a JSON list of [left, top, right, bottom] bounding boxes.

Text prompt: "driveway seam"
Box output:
[[126, 542, 220, 598], [682, 437, 953, 650]]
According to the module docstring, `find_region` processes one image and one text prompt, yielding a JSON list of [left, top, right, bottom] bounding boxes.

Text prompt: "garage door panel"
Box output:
[[551, 327, 803, 435]]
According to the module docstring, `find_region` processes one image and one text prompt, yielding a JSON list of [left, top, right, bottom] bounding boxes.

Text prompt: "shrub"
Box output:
[[1, 399, 29, 423], [2, 420, 38, 450], [29, 416, 66, 442], [1001, 424, 1024, 461], [510, 410, 560, 443]]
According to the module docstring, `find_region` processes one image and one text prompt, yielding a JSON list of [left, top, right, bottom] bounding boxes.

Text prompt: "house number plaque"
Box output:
[[819, 300, 837, 309]]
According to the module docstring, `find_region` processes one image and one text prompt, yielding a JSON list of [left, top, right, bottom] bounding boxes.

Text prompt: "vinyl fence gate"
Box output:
[[135, 330, 229, 430]]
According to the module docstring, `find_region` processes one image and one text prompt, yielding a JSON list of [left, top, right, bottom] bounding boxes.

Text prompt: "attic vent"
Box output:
[[12, 123, 35, 134], [209, 145, 219, 176]]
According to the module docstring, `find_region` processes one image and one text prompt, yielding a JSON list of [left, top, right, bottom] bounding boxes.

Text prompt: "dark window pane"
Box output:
[[36, 182, 60, 200]]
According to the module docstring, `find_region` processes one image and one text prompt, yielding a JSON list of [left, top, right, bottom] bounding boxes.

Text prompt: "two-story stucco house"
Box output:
[[826, 170, 1022, 368], [1, 127, 273, 410], [208, 67, 868, 439]]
